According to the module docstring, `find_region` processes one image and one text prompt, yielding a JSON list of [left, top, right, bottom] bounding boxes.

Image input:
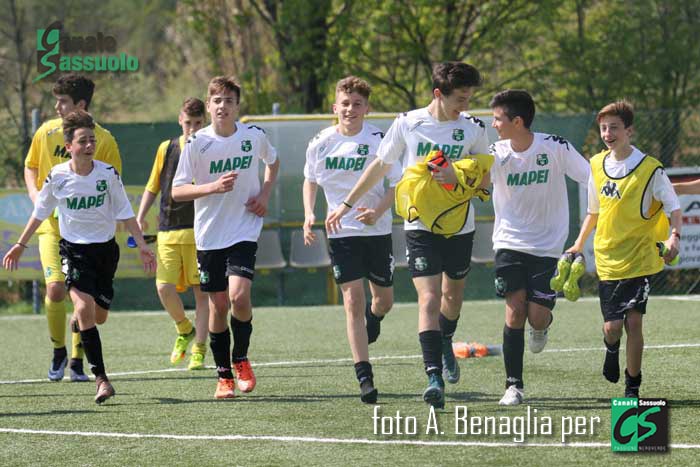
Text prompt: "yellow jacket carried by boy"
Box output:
[[395, 150, 494, 237]]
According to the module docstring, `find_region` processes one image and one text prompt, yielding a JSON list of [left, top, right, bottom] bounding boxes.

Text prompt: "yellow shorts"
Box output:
[[38, 232, 65, 284], [156, 242, 200, 292]]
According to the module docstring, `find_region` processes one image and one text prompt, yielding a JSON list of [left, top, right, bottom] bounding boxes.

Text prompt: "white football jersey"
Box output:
[[377, 108, 490, 233], [586, 147, 679, 215], [490, 132, 590, 258], [33, 160, 133, 244], [173, 123, 277, 250], [304, 123, 402, 238]]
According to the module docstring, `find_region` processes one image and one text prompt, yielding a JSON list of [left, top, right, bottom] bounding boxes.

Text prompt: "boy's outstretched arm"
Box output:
[[673, 179, 700, 195], [326, 158, 392, 234], [566, 213, 598, 254], [355, 186, 396, 226], [3, 217, 43, 270], [122, 217, 157, 273]]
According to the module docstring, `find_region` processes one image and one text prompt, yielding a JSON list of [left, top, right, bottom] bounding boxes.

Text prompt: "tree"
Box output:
[[538, 0, 700, 165], [335, 0, 559, 111], [249, 0, 352, 113]]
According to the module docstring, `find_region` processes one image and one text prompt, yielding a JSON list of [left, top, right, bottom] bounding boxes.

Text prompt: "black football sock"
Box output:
[[365, 303, 384, 344], [231, 316, 252, 363], [52, 346, 68, 370], [355, 361, 377, 403], [439, 313, 459, 340], [354, 361, 373, 384], [503, 325, 524, 389], [80, 326, 106, 378], [624, 369, 642, 397], [210, 328, 233, 379], [603, 338, 621, 383], [419, 330, 442, 376]]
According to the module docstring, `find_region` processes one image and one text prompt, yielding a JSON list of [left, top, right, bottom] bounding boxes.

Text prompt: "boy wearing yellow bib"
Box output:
[[567, 101, 681, 398]]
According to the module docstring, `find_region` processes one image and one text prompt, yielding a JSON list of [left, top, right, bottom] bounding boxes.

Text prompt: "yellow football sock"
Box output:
[[175, 317, 193, 336], [191, 342, 207, 356], [45, 298, 66, 349], [71, 329, 84, 360]]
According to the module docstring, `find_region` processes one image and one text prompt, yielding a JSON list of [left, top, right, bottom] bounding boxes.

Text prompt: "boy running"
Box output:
[[489, 90, 590, 406], [24, 74, 122, 382], [172, 76, 280, 399], [566, 101, 681, 398], [303, 76, 400, 403], [326, 62, 489, 408], [4, 110, 155, 404], [136, 98, 209, 370]]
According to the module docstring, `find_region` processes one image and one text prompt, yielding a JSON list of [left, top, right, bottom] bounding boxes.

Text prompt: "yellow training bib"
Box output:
[[591, 150, 668, 280]]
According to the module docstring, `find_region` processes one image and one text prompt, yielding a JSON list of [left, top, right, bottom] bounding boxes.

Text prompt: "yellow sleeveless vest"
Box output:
[[590, 150, 669, 280]]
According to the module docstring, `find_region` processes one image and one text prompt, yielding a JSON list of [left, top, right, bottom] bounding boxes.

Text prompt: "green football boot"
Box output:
[[188, 352, 205, 370], [550, 253, 573, 292], [563, 253, 586, 302], [170, 329, 195, 364]]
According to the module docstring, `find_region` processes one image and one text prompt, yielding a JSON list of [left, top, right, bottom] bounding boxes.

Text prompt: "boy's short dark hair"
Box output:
[[62, 109, 95, 143], [432, 62, 482, 96], [335, 76, 371, 100], [181, 97, 206, 117], [597, 101, 634, 128], [207, 76, 241, 104], [489, 89, 536, 129], [53, 74, 95, 110]]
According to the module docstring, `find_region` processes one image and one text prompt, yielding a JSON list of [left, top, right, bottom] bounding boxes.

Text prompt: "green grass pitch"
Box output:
[[1, 297, 699, 466]]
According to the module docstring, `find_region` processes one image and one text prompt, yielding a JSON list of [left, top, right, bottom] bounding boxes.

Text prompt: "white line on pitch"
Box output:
[[1, 342, 699, 385], [0, 427, 698, 449]]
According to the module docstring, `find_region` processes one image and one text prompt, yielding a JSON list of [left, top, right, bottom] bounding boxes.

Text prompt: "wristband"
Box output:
[[16, 242, 28, 248], [342, 201, 353, 209]]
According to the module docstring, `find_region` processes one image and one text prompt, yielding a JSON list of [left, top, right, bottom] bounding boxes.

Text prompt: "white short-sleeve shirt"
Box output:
[[304, 123, 401, 238], [490, 133, 590, 258], [173, 123, 278, 250], [33, 160, 133, 244]]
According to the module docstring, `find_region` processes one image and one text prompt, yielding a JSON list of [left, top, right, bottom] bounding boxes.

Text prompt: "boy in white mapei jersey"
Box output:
[[4, 110, 155, 404], [489, 89, 589, 406], [303, 76, 402, 403], [172, 76, 280, 400]]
